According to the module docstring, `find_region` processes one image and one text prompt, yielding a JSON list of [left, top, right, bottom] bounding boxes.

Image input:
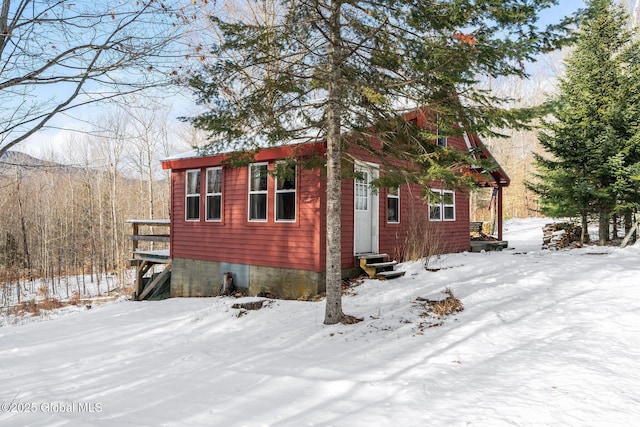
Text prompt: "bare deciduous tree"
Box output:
[[0, 0, 201, 157]]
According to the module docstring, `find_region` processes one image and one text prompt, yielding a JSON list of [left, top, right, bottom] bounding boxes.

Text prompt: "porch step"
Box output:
[[375, 270, 406, 280], [357, 253, 405, 280]]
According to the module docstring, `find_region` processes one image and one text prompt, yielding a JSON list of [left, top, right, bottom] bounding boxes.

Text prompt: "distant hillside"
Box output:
[[0, 150, 68, 171]]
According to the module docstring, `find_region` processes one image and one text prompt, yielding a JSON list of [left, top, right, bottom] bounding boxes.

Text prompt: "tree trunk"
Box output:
[[598, 210, 609, 245], [324, 0, 344, 325], [624, 210, 635, 243], [581, 213, 589, 245]]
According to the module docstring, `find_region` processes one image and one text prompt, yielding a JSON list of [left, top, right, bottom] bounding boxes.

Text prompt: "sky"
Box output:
[[16, 0, 590, 160]]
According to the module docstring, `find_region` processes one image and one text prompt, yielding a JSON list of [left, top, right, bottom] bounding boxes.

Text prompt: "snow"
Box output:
[[2, 218, 640, 426], [134, 249, 170, 257], [127, 219, 171, 225]]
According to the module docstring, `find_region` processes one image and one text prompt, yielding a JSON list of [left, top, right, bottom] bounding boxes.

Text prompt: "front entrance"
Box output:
[[354, 163, 379, 254]]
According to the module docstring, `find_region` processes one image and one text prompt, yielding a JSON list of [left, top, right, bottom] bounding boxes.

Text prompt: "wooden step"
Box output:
[[356, 253, 389, 260], [366, 260, 397, 269], [375, 270, 406, 280], [356, 253, 403, 280]]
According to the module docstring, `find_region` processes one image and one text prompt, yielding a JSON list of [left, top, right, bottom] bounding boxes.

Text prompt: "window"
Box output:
[[206, 167, 222, 221], [249, 163, 268, 221], [355, 170, 369, 211], [185, 169, 201, 221], [387, 187, 400, 223], [436, 127, 447, 147], [275, 162, 296, 222], [442, 190, 455, 220], [428, 192, 442, 221], [429, 189, 455, 221]]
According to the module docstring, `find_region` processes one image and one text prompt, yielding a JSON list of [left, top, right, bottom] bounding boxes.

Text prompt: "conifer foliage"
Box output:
[[530, 0, 640, 244], [187, 0, 577, 324]]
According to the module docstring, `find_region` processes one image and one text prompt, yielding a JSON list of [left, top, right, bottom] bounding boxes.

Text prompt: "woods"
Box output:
[[530, 0, 640, 244], [0, 105, 190, 306], [2, 0, 639, 312]]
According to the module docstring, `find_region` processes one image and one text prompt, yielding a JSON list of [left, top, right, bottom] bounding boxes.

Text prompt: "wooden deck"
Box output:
[[128, 220, 171, 300]]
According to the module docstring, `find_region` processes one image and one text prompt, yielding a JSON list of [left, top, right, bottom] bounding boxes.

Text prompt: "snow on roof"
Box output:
[[162, 135, 325, 163]]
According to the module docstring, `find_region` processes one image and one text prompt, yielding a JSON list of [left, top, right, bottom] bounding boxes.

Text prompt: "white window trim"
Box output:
[[248, 162, 269, 222], [185, 169, 201, 222], [275, 162, 296, 223], [387, 186, 400, 224], [205, 167, 223, 222], [428, 189, 456, 222]]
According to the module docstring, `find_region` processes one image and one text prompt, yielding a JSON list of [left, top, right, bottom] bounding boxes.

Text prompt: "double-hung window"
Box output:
[[387, 187, 400, 223], [185, 169, 201, 221], [249, 163, 268, 221], [436, 127, 448, 147], [429, 189, 455, 221], [442, 190, 455, 220], [275, 162, 296, 222], [206, 167, 222, 221]]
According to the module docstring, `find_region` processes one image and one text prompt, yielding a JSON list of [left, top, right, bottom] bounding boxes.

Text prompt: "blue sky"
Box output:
[[19, 0, 591, 158]]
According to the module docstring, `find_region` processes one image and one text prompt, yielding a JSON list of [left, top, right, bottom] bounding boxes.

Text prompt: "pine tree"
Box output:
[[531, 0, 640, 244], [187, 0, 578, 324]]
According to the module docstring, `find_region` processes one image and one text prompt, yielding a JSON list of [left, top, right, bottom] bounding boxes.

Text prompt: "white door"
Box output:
[[354, 163, 379, 254]]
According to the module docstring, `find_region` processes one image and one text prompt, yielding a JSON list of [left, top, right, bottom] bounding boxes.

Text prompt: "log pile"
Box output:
[[542, 223, 582, 250]]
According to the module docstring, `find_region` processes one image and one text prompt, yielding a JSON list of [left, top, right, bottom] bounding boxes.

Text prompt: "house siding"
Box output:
[[162, 113, 500, 298], [170, 162, 324, 274], [378, 184, 470, 262]]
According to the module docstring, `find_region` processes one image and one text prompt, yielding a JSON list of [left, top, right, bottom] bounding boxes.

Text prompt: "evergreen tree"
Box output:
[[531, 0, 640, 244], [187, 0, 578, 324]]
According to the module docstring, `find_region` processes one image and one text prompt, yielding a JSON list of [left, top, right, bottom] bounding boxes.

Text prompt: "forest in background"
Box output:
[[0, 105, 546, 307], [0, 105, 197, 305], [7, 1, 640, 307]]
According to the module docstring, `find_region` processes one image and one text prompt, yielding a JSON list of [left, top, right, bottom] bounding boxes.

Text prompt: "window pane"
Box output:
[[429, 205, 441, 221], [444, 206, 455, 220], [277, 165, 296, 190], [186, 195, 200, 220], [355, 172, 369, 211], [187, 170, 200, 195], [207, 195, 221, 221], [276, 192, 296, 220], [387, 198, 399, 223], [388, 186, 398, 196], [249, 194, 267, 220], [437, 127, 447, 147], [250, 164, 268, 191], [443, 191, 454, 205], [207, 169, 222, 194]]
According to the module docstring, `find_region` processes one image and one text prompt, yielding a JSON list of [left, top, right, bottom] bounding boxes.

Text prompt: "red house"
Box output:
[[161, 111, 509, 299]]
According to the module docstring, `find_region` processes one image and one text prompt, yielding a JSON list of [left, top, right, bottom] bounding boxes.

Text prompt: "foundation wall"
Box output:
[[171, 258, 328, 299]]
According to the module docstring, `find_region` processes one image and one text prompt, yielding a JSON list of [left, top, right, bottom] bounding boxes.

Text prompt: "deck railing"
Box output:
[[127, 219, 171, 300], [128, 219, 170, 259]]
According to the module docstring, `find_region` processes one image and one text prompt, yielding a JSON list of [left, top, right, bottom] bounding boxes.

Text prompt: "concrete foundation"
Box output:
[[170, 258, 327, 299]]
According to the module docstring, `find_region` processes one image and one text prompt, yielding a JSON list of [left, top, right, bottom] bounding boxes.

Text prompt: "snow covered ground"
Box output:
[[1, 218, 640, 426]]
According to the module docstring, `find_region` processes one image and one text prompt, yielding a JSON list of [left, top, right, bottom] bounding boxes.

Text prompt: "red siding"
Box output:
[[339, 176, 355, 268], [165, 115, 486, 274], [170, 162, 324, 272], [377, 185, 471, 260]]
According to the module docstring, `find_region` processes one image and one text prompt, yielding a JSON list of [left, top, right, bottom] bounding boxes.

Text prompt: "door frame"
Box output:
[[353, 161, 379, 255]]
